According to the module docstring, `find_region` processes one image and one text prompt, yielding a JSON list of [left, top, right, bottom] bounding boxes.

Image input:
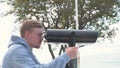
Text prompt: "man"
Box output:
[[2, 20, 78, 68]]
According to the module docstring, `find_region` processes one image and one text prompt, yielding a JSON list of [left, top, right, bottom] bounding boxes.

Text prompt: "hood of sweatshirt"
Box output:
[[8, 35, 32, 52]]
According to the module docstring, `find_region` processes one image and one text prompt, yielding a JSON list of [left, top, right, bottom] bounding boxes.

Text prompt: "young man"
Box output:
[[2, 20, 78, 68]]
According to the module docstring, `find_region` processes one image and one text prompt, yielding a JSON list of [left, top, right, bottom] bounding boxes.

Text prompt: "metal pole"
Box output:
[[75, 0, 79, 30], [75, 0, 80, 68]]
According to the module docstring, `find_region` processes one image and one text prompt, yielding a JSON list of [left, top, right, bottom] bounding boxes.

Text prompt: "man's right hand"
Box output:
[[65, 46, 78, 59]]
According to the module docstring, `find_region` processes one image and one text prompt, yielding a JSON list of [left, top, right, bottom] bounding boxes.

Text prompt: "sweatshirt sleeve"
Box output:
[[12, 46, 71, 68], [44, 53, 71, 68]]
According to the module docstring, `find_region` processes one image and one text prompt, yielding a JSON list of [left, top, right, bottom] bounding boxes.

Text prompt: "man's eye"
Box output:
[[39, 33, 43, 37]]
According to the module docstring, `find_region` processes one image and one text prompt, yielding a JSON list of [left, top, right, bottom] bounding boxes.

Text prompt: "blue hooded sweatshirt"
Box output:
[[2, 35, 70, 68]]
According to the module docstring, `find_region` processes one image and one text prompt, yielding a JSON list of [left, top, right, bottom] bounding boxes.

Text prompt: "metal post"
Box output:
[[75, 0, 80, 68], [75, 0, 79, 30]]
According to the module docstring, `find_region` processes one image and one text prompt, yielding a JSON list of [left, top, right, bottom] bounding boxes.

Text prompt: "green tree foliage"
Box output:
[[7, 0, 120, 38]]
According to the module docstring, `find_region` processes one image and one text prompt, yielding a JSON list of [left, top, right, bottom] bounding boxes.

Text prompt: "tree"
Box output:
[[7, 0, 120, 37], [7, 0, 120, 59]]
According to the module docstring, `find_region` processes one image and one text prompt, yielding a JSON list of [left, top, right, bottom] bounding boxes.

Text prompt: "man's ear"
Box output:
[[25, 31, 30, 38]]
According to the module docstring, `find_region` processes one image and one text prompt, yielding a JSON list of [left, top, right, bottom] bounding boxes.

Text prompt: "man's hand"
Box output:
[[65, 46, 78, 59]]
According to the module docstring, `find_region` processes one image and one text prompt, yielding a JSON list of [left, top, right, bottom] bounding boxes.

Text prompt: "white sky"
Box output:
[[0, 1, 120, 68]]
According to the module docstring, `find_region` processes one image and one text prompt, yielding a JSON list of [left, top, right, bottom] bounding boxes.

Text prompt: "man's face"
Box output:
[[27, 28, 44, 48]]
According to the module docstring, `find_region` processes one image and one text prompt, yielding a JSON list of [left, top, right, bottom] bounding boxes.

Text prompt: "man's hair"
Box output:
[[20, 20, 43, 38]]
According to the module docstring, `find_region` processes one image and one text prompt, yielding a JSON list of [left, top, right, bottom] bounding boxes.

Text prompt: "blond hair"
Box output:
[[20, 20, 43, 38]]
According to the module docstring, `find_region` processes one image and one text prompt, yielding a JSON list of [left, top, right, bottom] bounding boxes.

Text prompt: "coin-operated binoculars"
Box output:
[[45, 29, 98, 68]]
